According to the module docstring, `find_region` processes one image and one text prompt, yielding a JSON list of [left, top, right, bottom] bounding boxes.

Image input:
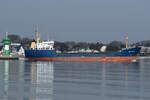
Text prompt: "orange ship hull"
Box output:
[[29, 56, 136, 62]]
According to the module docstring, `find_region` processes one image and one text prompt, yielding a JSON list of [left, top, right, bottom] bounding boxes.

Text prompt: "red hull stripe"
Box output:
[[29, 56, 136, 62]]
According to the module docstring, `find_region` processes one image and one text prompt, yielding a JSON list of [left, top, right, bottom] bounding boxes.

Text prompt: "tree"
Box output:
[[107, 41, 125, 52], [89, 42, 103, 51], [54, 41, 69, 52], [72, 44, 80, 50], [21, 37, 34, 49], [8, 34, 21, 43]]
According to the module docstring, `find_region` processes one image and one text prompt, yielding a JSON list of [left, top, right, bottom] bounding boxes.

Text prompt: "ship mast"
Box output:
[[35, 25, 40, 48], [125, 35, 128, 48]]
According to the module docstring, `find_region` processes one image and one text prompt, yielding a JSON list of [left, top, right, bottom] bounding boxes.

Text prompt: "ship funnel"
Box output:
[[100, 46, 107, 53]]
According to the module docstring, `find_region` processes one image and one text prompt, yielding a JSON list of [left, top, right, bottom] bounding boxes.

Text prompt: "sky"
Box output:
[[0, 0, 150, 43]]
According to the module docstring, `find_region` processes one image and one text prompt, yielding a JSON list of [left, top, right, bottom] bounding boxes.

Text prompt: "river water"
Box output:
[[0, 59, 150, 100]]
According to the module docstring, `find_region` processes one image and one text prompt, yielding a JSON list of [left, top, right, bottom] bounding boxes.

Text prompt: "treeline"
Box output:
[[132, 40, 150, 47], [6, 34, 126, 52], [54, 41, 125, 52], [5, 34, 150, 52], [7, 34, 34, 49]]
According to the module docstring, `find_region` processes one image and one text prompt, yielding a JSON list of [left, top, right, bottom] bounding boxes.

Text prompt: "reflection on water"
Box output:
[[54, 61, 150, 100], [0, 60, 150, 100], [3, 61, 9, 100], [30, 61, 53, 100], [0, 60, 54, 100]]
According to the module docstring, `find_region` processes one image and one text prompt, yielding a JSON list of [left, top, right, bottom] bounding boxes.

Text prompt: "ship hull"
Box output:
[[25, 47, 141, 62], [28, 56, 136, 62]]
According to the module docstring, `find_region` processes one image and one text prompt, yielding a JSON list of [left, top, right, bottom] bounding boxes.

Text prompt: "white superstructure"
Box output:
[[35, 40, 54, 50]]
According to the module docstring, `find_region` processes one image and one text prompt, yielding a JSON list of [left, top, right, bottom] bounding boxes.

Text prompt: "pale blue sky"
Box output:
[[0, 0, 150, 43]]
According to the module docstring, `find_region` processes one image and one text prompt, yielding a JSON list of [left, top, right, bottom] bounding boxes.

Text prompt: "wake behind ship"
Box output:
[[25, 27, 141, 62]]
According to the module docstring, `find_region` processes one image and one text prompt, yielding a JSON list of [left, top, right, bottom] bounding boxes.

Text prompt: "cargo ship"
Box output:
[[25, 27, 141, 62]]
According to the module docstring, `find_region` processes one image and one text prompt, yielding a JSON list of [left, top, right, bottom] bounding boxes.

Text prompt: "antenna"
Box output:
[[52, 32, 56, 41], [6, 32, 8, 38], [35, 25, 39, 41], [35, 24, 40, 48]]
